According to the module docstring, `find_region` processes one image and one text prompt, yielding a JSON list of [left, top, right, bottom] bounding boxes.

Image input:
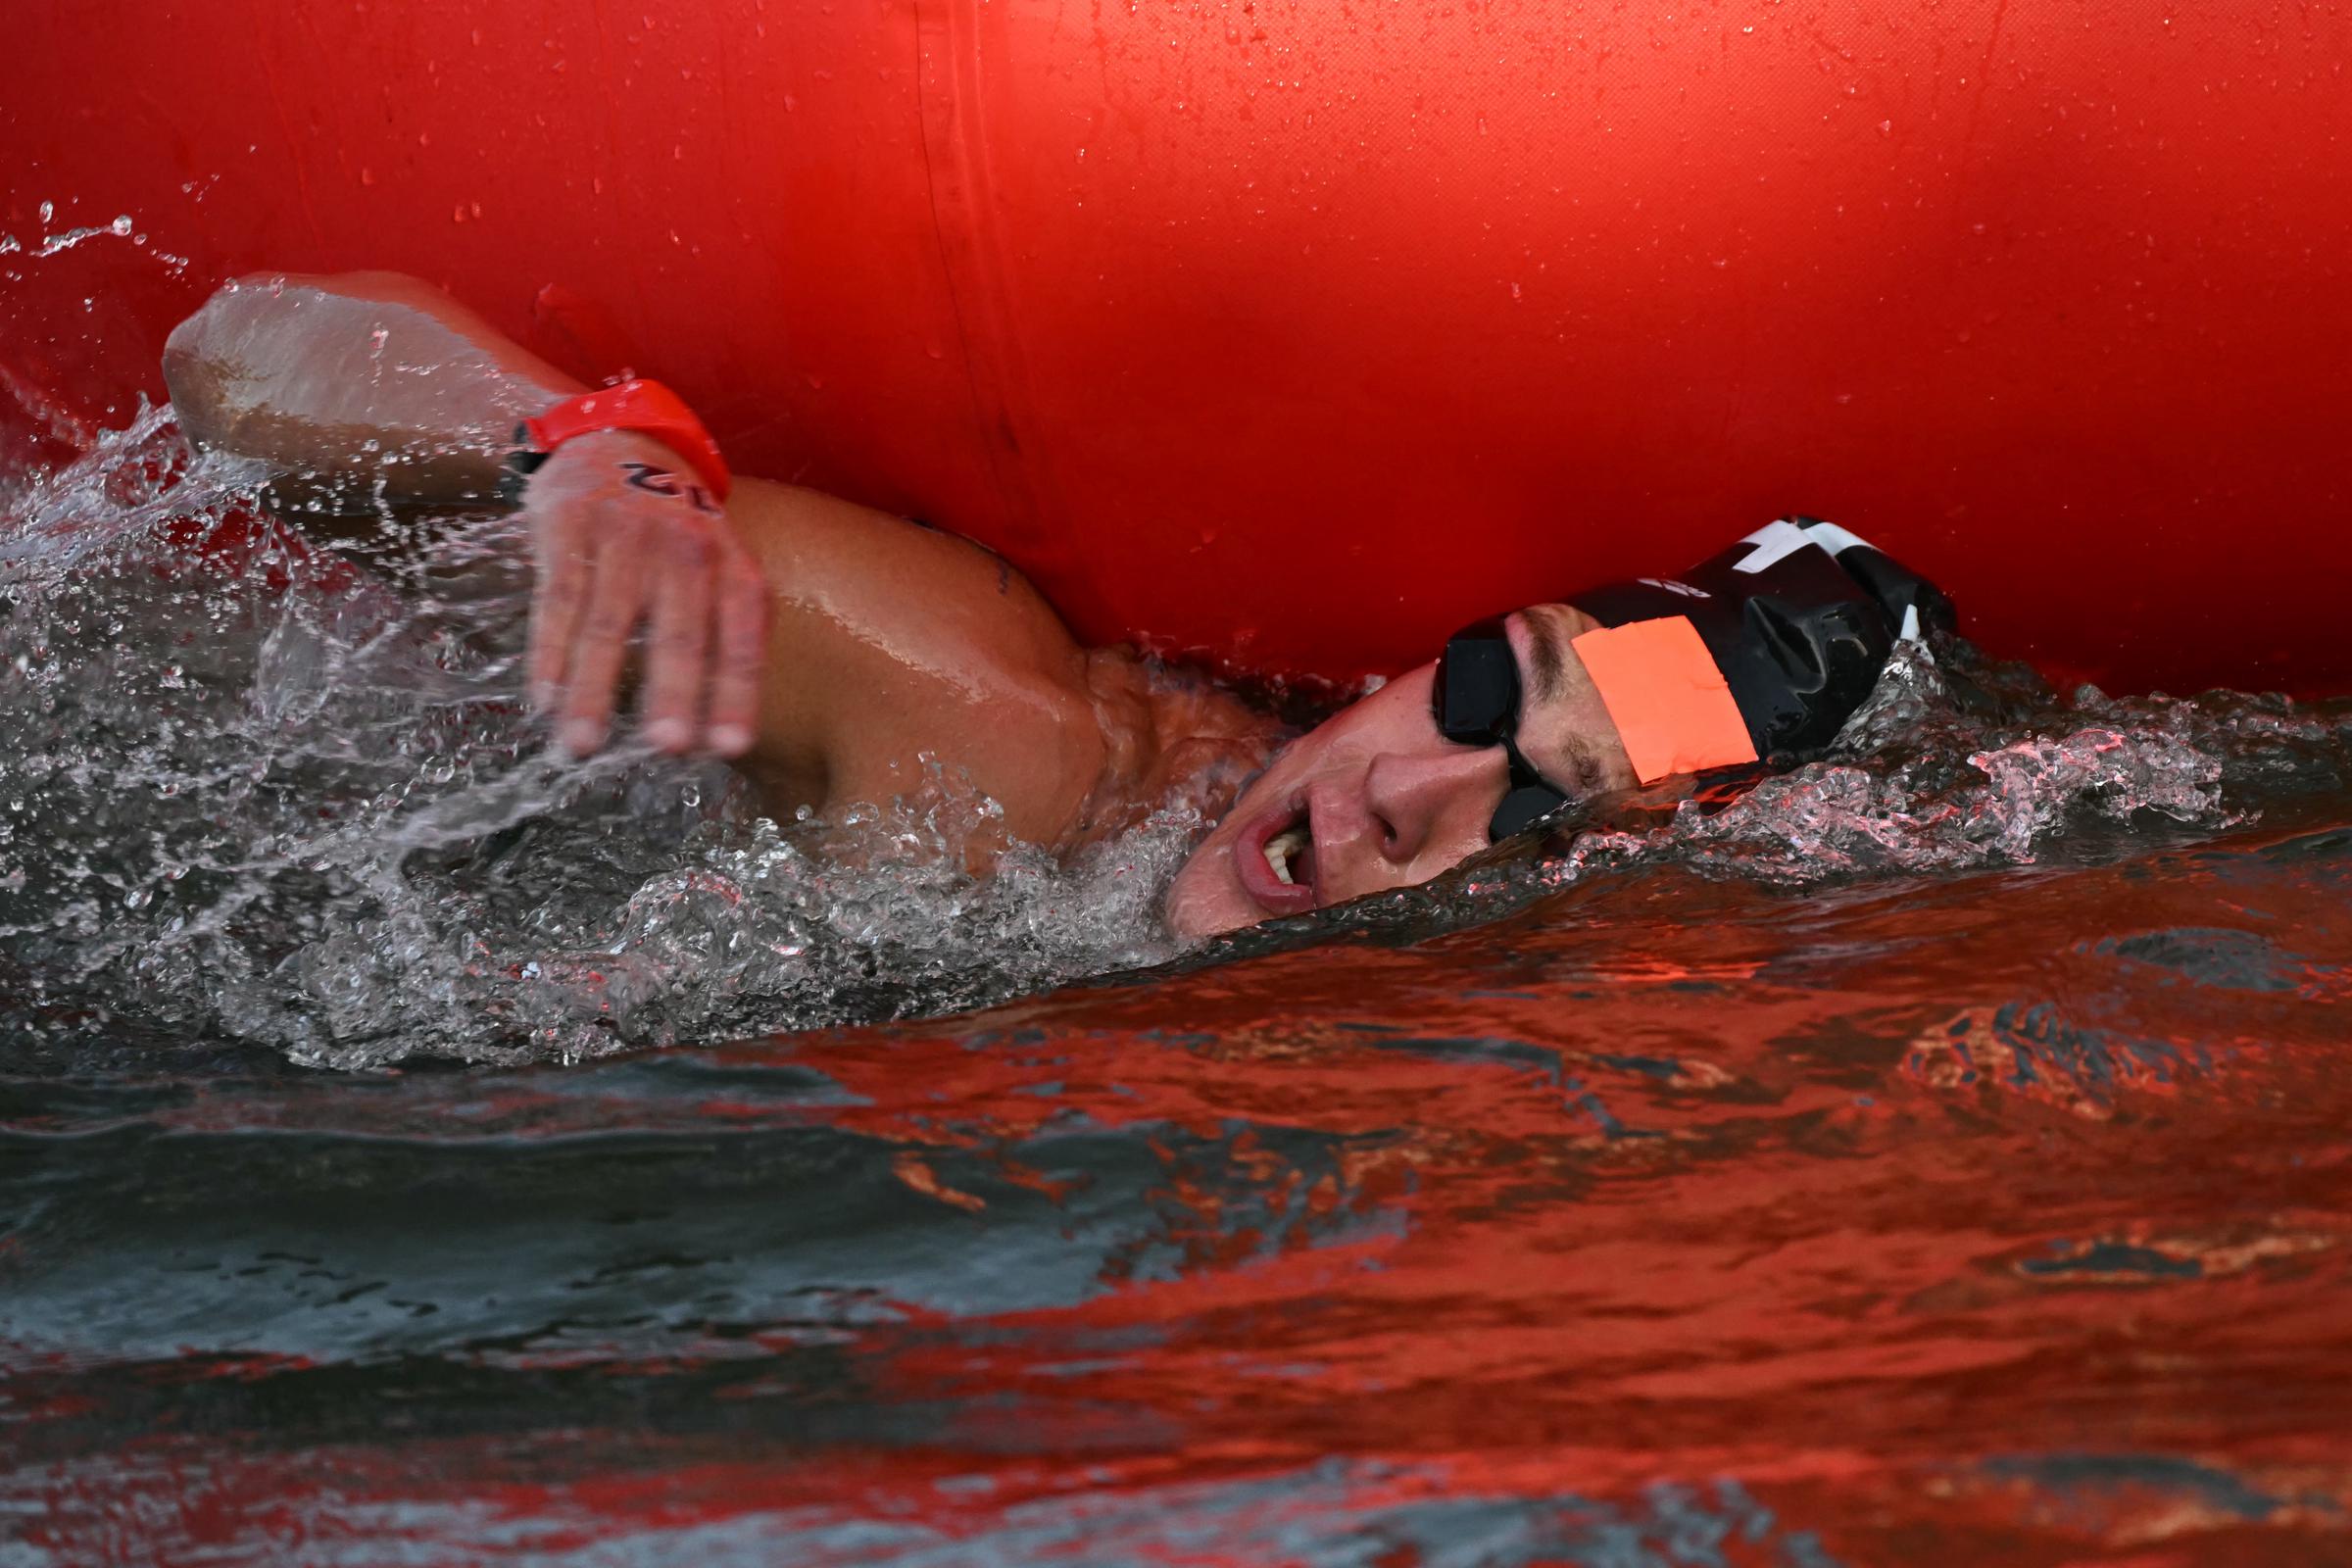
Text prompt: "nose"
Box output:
[[1358, 743, 1507, 866]]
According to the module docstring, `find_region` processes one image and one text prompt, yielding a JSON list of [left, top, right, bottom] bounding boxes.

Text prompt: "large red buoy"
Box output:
[[6, 2, 2347, 694]]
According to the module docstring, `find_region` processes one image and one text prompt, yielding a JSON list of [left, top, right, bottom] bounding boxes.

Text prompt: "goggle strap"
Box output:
[[1491, 786, 1565, 841]]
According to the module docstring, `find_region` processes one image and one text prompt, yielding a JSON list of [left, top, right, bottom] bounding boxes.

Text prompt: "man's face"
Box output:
[[1164, 603, 1639, 939]]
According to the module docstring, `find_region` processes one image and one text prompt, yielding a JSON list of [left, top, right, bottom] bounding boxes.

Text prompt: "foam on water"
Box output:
[[2, 411, 1225, 1067], [5, 411, 2351, 1067]]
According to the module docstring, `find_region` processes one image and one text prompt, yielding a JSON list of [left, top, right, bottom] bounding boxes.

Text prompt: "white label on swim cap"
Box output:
[[1734, 517, 1875, 574], [1898, 603, 1922, 643], [1800, 520, 1873, 557], [1636, 577, 1709, 597]]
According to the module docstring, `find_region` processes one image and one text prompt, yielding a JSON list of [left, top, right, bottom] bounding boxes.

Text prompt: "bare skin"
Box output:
[[1162, 604, 1637, 937], [163, 272, 1272, 854], [162, 271, 1633, 937]]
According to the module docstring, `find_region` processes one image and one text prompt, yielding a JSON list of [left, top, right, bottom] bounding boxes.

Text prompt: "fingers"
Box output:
[[525, 452, 770, 760], [636, 528, 713, 755], [559, 512, 654, 756], [526, 498, 591, 712], [706, 547, 769, 757]]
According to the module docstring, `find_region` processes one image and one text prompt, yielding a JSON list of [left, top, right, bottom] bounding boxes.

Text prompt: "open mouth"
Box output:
[[1263, 821, 1313, 887], [1237, 802, 1319, 916]]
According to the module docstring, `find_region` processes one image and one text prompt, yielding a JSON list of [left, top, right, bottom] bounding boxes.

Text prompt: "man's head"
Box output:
[[1164, 518, 1952, 939], [1164, 602, 1635, 937]]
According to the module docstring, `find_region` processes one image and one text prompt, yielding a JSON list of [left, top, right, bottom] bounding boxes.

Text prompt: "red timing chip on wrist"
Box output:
[[521, 378, 732, 504]]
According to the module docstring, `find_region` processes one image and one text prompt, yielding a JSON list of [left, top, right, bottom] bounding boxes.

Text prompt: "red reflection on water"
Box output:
[[11, 827, 2352, 1563]]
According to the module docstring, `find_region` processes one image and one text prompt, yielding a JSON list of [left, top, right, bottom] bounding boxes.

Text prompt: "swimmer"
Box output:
[[162, 272, 1953, 938]]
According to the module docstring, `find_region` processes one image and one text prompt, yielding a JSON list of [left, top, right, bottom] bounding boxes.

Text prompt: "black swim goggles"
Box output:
[[1432, 614, 1577, 841]]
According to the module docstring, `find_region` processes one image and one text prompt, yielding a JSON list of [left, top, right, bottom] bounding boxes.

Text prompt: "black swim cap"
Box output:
[[1568, 517, 1956, 777]]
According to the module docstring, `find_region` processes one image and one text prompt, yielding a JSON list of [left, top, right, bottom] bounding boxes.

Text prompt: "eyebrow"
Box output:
[[1517, 609, 1570, 707]]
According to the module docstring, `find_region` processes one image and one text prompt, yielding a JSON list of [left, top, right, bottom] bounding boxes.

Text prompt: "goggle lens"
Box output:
[[1432, 615, 1574, 842], [1434, 616, 1519, 746]]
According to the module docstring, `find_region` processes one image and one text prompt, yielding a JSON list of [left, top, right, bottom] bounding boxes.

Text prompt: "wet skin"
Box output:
[[164, 270, 1634, 939], [1164, 605, 1637, 939]]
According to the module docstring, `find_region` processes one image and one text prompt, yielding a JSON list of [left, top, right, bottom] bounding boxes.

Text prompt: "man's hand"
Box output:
[[521, 430, 769, 758]]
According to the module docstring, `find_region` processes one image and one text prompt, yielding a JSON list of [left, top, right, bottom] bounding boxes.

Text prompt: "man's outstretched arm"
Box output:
[[161, 272, 1120, 851], [163, 271, 768, 759]]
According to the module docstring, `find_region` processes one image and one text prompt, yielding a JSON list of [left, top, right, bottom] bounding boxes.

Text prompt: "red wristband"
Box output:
[[519, 378, 732, 504]]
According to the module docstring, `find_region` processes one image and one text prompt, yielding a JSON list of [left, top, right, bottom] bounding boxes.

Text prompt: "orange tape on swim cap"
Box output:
[[1570, 616, 1760, 784]]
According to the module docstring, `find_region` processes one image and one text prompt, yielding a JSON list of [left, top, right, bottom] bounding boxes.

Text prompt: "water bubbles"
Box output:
[[1514, 635, 2334, 906], [12, 414, 2350, 1072], [1, 416, 1238, 1065], [24, 210, 148, 260]]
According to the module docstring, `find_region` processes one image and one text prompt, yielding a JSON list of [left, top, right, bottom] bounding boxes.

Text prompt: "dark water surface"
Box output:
[[9, 813, 2352, 1564], [6, 415, 2352, 1563]]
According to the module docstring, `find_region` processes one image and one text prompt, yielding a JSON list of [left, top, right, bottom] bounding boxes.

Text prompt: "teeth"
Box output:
[[1263, 826, 1309, 886]]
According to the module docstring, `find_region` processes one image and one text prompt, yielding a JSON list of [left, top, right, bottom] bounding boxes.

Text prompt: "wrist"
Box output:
[[505, 377, 731, 507], [522, 431, 728, 515]]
